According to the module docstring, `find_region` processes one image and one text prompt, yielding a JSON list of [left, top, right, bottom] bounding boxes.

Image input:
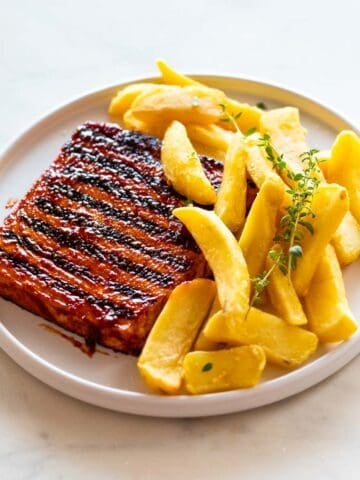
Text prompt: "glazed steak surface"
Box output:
[[0, 122, 223, 355]]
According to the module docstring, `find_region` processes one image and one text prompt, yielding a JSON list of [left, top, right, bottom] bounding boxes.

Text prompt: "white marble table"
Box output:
[[1, 0, 359, 478]]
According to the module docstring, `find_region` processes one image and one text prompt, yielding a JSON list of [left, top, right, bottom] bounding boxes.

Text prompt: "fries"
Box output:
[[214, 133, 247, 232], [266, 249, 307, 326], [109, 83, 159, 117], [161, 121, 216, 204], [138, 279, 216, 394], [292, 183, 349, 297], [107, 60, 359, 396], [173, 207, 250, 332], [184, 346, 266, 394], [239, 177, 285, 278], [304, 245, 357, 343], [325, 131, 360, 223], [204, 307, 318, 369], [132, 85, 226, 126], [187, 124, 233, 153], [259, 107, 308, 179]]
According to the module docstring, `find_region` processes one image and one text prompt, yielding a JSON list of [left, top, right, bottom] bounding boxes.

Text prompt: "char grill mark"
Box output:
[[47, 182, 194, 247], [0, 122, 223, 354], [20, 213, 175, 287], [63, 143, 175, 198], [2, 230, 154, 302], [34, 198, 192, 271], [0, 248, 136, 320], [56, 167, 175, 216]]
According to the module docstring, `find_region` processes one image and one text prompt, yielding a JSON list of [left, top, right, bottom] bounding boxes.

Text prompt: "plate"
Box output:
[[0, 75, 359, 417]]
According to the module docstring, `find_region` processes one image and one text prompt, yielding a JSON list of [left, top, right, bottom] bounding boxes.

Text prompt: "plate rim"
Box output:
[[0, 74, 359, 417]]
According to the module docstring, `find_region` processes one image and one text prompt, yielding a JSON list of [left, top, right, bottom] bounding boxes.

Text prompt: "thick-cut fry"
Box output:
[[325, 130, 360, 224], [214, 133, 247, 232], [194, 296, 222, 351], [204, 307, 318, 369], [191, 141, 227, 162], [108, 83, 158, 117], [239, 177, 285, 278], [304, 245, 358, 343], [243, 134, 283, 188], [161, 121, 216, 204], [123, 109, 168, 138], [266, 251, 307, 326], [132, 85, 226, 126], [187, 124, 233, 153], [219, 99, 263, 133], [156, 60, 262, 133], [183, 346, 266, 394], [173, 207, 250, 331], [156, 58, 200, 86], [138, 279, 216, 394], [259, 107, 308, 178], [317, 149, 331, 173], [332, 211, 360, 266], [292, 183, 349, 296]]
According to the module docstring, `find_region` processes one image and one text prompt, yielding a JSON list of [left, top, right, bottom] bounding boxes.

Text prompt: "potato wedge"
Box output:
[[259, 107, 308, 178], [137, 279, 216, 394], [317, 149, 331, 177], [239, 176, 285, 278], [304, 245, 358, 343], [183, 346, 266, 394], [173, 207, 250, 331], [332, 211, 360, 266], [132, 85, 226, 126], [204, 307, 318, 369], [191, 141, 227, 162], [187, 124, 233, 154], [156, 60, 262, 133], [325, 130, 360, 224], [292, 183, 349, 296], [214, 132, 247, 232], [161, 121, 216, 204], [246, 129, 359, 267], [194, 296, 222, 351], [108, 83, 158, 117], [219, 98, 263, 133], [123, 109, 169, 138], [156, 58, 200, 86], [266, 251, 307, 326], [243, 134, 283, 189]]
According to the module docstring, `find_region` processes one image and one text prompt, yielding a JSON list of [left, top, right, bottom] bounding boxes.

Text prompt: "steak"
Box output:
[[0, 122, 223, 355]]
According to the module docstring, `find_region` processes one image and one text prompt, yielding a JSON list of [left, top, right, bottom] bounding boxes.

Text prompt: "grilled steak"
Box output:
[[0, 122, 223, 355]]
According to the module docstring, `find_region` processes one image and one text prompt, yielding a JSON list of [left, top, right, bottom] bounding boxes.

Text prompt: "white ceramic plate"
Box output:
[[0, 75, 359, 417]]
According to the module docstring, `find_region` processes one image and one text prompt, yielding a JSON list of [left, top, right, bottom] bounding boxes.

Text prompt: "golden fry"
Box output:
[[204, 307, 318, 369], [132, 85, 226, 126], [161, 121, 216, 204], [325, 130, 360, 223], [108, 83, 158, 117], [292, 183, 349, 296], [239, 177, 285, 278], [173, 207, 250, 331], [184, 346, 266, 394], [138, 279, 216, 394], [266, 250, 307, 326], [214, 133, 247, 232], [304, 245, 358, 343]]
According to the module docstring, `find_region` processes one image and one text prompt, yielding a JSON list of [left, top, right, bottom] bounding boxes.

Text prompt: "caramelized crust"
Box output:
[[0, 123, 223, 355]]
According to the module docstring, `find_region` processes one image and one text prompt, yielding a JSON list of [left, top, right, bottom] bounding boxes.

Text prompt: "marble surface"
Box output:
[[0, 0, 359, 478]]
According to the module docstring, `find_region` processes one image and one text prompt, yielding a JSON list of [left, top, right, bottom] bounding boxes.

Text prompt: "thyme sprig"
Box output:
[[258, 134, 320, 279], [250, 138, 321, 304], [250, 249, 286, 306], [219, 103, 241, 132]]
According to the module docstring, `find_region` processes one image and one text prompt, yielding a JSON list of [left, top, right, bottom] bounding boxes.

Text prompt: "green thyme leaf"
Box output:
[[202, 362, 213, 372]]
